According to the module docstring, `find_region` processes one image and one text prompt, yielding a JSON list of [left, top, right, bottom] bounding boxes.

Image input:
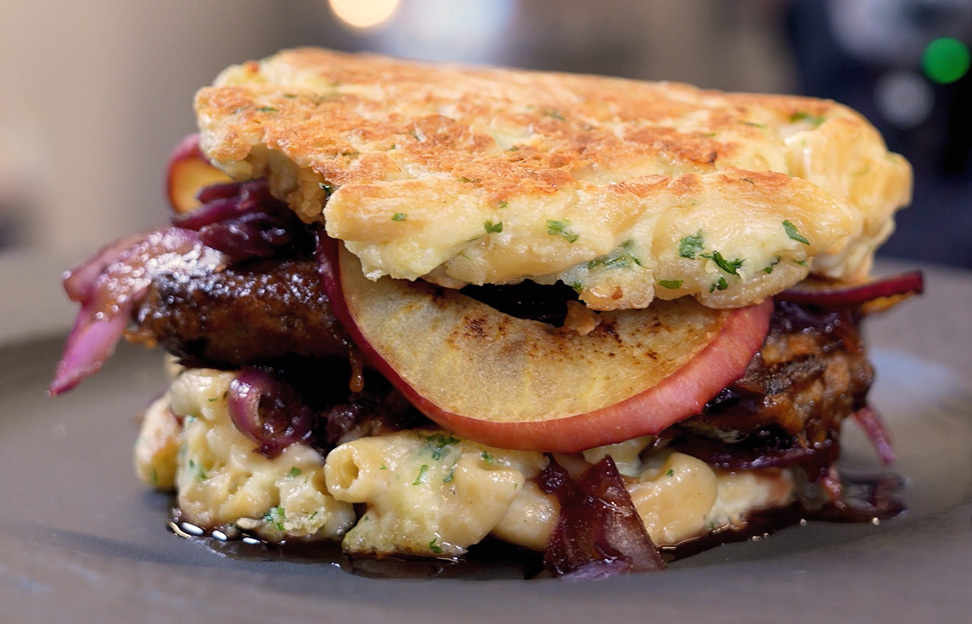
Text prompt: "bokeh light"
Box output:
[[921, 37, 971, 84], [328, 0, 400, 30]]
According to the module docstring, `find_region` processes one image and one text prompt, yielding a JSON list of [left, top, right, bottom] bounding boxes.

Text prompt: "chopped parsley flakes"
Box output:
[[547, 219, 579, 243], [420, 432, 460, 460], [586, 240, 642, 271], [264, 506, 285, 531], [484, 220, 503, 234], [701, 250, 744, 276], [678, 231, 705, 259], [763, 256, 781, 274], [659, 279, 683, 289], [783, 220, 810, 245], [188, 459, 208, 481], [413, 464, 430, 485], [789, 111, 825, 126], [391, 212, 407, 222]]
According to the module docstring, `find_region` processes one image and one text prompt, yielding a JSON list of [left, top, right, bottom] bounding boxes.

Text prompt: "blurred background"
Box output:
[[1, 0, 969, 268]]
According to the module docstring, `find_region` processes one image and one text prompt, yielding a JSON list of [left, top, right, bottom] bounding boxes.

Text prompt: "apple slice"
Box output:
[[166, 133, 233, 214], [321, 239, 772, 453]]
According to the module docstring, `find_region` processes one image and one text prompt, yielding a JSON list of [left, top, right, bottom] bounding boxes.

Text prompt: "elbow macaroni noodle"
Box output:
[[135, 368, 795, 556], [325, 429, 546, 556]]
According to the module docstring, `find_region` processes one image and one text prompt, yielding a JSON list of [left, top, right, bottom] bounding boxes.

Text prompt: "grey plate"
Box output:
[[1, 252, 971, 623]]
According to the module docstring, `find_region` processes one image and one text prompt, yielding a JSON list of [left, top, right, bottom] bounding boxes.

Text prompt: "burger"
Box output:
[[49, 48, 923, 578]]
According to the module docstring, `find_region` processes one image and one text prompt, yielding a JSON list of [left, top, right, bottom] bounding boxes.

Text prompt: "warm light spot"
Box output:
[[328, 0, 400, 29]]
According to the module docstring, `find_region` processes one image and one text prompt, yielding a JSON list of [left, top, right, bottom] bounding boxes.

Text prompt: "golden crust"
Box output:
[[195, 48, 912, 310]]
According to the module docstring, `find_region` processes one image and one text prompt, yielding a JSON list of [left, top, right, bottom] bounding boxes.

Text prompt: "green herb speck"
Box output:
[[710, 276, 729, 292], [392, 212, 407, 222], [413, 464, 430, 485], [484, 220, 503, 234], [789, 111, 825, 126], [547, 219, 579, 243], [481, 451, 494, 465], [256, 106, 278, 113], [678, 231, 705, 259], [666, 468, 675, 477], [287, 467, 302, 478], [659, 279, 683, 289], [429, 538, 443, 554], [701, 250, 744, 276], [763, 256, 781, 274], [188, 459, 208, 481], [586, 240, 642, 271], [318, 182, 336, 199], [420, 433, 460, 460], [263, 506, 285, 531], [783, 220, 810, 245]]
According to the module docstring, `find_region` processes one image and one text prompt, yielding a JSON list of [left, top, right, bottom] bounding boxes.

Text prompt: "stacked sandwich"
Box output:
[[51, 49, 922, 577]]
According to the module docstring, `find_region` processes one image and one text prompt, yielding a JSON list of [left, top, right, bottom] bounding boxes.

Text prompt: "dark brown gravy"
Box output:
[[166, 471, 904, 580]]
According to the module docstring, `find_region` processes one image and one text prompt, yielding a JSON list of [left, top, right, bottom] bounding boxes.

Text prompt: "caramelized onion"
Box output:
[[538, 457, 665, 578], [671, 431, 840, 481], [49, 228, 225, 396], [227, 369, 314, 458], [52, 180, 317, 396], [174, 179, 310, 263], [852, 405, 896, 465], [779, 271, 924, 310]]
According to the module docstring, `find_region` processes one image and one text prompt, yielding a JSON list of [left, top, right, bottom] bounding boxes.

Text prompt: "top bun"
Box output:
[[195, 48, 911, 310]]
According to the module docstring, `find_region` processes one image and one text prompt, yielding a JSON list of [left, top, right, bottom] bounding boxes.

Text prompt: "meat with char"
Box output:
[[128, 258, 873, 467], [130, 258, 351, 367]]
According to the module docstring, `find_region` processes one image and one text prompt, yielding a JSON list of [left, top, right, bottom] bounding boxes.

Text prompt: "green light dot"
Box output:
[[922, 37, 971, 84]]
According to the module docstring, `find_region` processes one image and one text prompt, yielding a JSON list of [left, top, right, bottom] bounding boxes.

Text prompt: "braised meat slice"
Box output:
[[673, 301, 874, 475], [130, 258, 351, 367], [130, 255, 874, 473]]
